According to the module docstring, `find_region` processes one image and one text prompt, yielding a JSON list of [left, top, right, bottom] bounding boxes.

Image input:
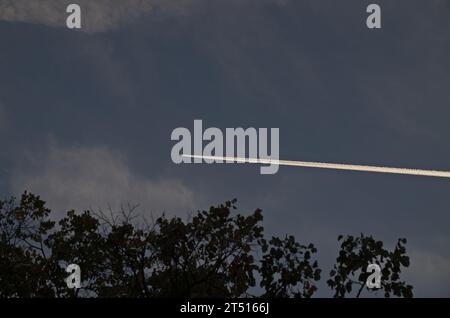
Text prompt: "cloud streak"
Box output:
[[0, 0, 197, 33], [0, 0, 296, 33]]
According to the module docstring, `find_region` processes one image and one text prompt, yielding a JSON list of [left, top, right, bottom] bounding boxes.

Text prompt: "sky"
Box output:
[[1, 0, 450, 297]]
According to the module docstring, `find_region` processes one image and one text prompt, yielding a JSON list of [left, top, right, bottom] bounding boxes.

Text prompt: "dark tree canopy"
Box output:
[[0, 192, 413, 298], [327, 235, 413, 298]]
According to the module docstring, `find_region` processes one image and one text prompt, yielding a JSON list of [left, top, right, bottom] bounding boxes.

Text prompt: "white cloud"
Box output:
[[10, 145, 197, 217], [0, 0, 297, 33], [404, 249, 450, 297], [0, 0, 199, 33]]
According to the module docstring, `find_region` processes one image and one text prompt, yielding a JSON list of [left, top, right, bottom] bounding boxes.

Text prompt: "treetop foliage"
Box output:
[[0, 192, 412, 298]]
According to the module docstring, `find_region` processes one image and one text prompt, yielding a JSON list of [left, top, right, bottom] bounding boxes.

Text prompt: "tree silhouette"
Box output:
[[0, 192, 413, 298], [327, 234, 413, 298]]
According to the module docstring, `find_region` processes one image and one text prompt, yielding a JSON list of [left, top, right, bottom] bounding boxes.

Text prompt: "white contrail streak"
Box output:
[[182, 155, 450, 178]]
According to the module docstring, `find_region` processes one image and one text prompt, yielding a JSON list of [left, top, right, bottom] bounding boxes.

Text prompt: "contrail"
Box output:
[[182, 154, 450, 178]]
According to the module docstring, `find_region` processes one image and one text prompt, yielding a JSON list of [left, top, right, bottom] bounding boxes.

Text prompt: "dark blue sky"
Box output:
[[1, 0, 450, 296]]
